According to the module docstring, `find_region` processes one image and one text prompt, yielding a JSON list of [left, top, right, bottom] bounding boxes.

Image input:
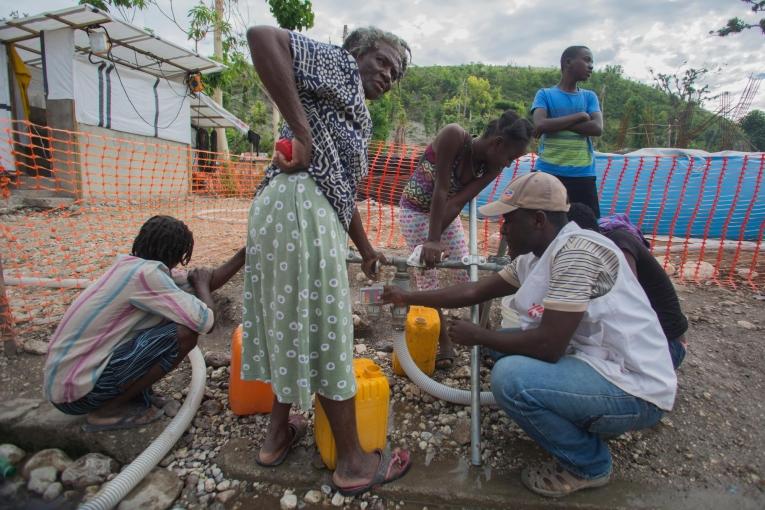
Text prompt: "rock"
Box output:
[[82, 484, 101, 503], [354, 344, 368, 354], [0, 444, 25, 464], [159, 453, 175, 468], [280, 492, 298, 510], [737, 320, 757, 330], [320, 484, 333, 496], [22, 449, 72, 478], [28, 466, 57, 495], [0, 478, 24, 499], [452, 418, 471, 445], [304, 489, 323, 504], [21, 339, 49, 355], [681, 261, 714, 281], [117, 468, 182, 510], [42, 481, 64, 501], [453, 366, 471, 379], [204, 478, 216, 493], [204, 351, 231, 368], [0, 398, 42, 424], [193, 416, 211, 429], [201, 399, 223, 416], [216, 489, 238, 504], [653, 255, 675, 276], [163, 399, 182, 418], [216, 480, 231, 492], [737, 268, 758, 279], [331, 491, 345, 507], [61, 453, 119, 489]]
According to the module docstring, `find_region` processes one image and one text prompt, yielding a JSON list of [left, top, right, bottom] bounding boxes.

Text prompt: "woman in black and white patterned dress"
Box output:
[[243, 26, 412, 494]]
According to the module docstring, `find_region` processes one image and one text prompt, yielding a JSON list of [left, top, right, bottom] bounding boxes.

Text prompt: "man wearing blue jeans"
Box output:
[[383, 172, 677, 498]]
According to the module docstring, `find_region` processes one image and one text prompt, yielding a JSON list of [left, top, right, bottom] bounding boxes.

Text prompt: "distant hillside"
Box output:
[[221, 62, 753, 154], [367, 63, 747, 152]]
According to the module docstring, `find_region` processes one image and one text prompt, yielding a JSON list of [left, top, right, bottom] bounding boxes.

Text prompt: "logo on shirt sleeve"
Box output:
[[527, 303, 545, 319]]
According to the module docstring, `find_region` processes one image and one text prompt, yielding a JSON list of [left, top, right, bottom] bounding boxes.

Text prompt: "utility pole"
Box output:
[[213, 0, 229, 157]]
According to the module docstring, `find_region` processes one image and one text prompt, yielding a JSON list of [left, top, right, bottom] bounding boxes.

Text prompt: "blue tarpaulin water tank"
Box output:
[[468, 149, 765, 241]]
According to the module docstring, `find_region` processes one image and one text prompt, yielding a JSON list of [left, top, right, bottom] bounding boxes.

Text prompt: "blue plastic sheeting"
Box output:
[[467, 152, 765, 241]]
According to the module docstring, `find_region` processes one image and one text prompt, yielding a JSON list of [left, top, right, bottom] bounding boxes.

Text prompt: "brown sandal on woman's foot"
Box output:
[[255, 415, 308, 467], [333, 448, 412, 497]]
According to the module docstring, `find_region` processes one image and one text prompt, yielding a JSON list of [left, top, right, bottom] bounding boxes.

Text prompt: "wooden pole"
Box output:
[[213, 0, 229, 158], [0, 254, 18, 356]]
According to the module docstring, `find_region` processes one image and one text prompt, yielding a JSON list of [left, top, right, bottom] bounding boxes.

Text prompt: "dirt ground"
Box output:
[[2, 256, 764, 506]]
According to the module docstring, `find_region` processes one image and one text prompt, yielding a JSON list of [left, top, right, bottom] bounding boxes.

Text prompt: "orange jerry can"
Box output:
[[392, 306, 440, 377], [314, 358, 390, 470], [229, 324, 274, 415]]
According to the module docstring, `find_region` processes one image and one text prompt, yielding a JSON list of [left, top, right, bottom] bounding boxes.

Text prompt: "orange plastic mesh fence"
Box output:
[[0, 120, 762, 339]]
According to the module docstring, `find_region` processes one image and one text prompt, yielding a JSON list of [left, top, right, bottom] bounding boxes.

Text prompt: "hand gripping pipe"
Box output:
[[345, 251, 500, 415], [79, 347, 207, 510]]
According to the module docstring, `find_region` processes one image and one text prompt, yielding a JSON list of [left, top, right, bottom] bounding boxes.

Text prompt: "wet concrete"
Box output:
[[2, 396, 763, 509], [215, 437, 764, 509]]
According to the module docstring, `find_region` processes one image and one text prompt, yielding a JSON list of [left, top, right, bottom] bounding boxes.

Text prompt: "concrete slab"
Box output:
[[0, 399, 170, 464], [216, 438, 764, 510], [1, 191, 75, 211], [0, 398, 41, 424]]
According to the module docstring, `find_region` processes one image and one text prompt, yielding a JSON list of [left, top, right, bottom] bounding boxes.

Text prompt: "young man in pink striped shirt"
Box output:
[[43, 215, 244, 431]]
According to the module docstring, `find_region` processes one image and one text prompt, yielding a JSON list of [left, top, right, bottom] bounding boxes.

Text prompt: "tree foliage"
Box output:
[[740, 110, 765, 150], [712, 0, 765, 36], [80, 0, 149, 11], [266, 0, 314, 32], [650, 66, 715, 148], [349, 62, 746, 151]]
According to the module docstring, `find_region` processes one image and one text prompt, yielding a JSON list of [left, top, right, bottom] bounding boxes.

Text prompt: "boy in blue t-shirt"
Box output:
[[531, 46, 603, 216]]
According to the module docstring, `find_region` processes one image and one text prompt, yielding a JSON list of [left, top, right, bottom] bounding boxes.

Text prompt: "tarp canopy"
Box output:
[[190, 93, 250, 134], [0, 5, 223, 79]]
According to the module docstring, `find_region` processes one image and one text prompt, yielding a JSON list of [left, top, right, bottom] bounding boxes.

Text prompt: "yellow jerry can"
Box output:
[[314, 358, 390, 470]]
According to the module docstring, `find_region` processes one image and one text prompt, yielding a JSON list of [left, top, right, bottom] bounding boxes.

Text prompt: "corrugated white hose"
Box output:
[[79, 347, 207, 510], [392, 332, 496, 406]]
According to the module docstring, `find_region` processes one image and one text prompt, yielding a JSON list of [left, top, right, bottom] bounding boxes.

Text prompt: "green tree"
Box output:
[[740, 109, 765, 150], [266, 0, 315, 31], [368, 93, 393, 141], [650, 67, 714, 148], [712, 0, 765, 36], [80, 0, 148, 12]]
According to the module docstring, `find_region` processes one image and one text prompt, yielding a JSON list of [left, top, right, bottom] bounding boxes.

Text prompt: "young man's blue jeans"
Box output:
[[489, 343, 664, 479]]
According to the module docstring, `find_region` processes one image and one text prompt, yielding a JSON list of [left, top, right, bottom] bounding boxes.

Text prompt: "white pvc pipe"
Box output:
[[3, 274, 92, 289], [193, 208, 249, 224], [79, 347, 207, 510]]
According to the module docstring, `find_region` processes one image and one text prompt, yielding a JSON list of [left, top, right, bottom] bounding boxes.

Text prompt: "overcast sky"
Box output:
[[5, 0, 765, 111]]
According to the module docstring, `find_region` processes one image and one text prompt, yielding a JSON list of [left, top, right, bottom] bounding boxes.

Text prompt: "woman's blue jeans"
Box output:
[[488, 334, 664, 479]]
